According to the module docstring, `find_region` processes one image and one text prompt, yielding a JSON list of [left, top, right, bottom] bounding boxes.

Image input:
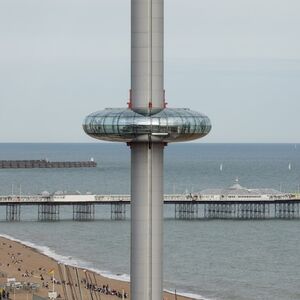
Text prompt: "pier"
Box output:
[[0, 159, 96, 169], [0, 194, 299, 221]]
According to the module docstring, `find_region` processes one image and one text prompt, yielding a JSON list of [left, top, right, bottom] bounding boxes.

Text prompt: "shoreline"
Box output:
[[0, 234, 208, 300]]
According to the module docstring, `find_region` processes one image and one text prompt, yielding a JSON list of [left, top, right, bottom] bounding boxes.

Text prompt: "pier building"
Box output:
[[197, 180, 290, 201]]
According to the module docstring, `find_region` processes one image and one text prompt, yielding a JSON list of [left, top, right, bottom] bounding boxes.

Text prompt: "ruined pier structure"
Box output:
[[0, 160, 96, 169]]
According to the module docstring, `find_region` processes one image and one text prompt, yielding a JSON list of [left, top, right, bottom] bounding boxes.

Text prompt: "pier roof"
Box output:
[[199, 184, 284, 197]]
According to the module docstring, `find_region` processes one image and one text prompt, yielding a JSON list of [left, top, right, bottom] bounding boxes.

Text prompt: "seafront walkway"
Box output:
[[0, 193, 299, 221]]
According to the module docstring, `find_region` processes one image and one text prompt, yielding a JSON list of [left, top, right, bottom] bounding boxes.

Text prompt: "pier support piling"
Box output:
[[204, 203, 269, 219], [6, 204, 21, 221], [38, 203, 60, 221], [175, 203, 198, 219], [275, 202, 300, 219], [111, 203, 126, 220], [73, 203, 95, 221]]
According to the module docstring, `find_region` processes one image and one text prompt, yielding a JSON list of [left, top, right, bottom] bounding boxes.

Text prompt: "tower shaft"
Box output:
[[131, 143, 164, 300], [131, 1, 165, 299], [131, 0, 164, 111]]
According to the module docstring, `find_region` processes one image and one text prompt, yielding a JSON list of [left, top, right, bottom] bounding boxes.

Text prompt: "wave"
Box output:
[[0, 233, 212, 300], [164, 289, 213, 300], [178, 292, 213, 300]]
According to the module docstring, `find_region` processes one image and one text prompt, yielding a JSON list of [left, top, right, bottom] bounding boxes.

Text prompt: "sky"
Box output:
[[0, 0, 300, 143]]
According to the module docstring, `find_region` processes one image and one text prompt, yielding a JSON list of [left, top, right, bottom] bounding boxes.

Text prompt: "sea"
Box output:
[[0, 143, 299, 300]]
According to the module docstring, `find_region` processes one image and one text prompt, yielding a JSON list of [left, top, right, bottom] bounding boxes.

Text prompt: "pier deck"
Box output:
[[0, 194, 299, 221]]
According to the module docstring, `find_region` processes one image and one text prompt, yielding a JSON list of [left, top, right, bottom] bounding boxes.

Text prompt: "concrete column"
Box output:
[[131, 142, 164, 300], [131, 0, 164, 114]]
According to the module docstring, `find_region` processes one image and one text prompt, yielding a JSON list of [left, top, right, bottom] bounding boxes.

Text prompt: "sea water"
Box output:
[[0, 143, 299, 300]]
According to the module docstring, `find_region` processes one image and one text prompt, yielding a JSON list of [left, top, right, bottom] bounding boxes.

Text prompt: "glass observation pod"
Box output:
[[83, 108, 212, 143]]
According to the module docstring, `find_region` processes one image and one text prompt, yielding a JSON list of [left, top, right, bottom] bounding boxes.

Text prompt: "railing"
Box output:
[[95, 195, 131, 202], [0, 196, 50, 203], [0, 193, 299, 204]]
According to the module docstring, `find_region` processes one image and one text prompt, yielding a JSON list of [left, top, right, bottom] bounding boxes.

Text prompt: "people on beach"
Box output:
[[0, 289, 10, 299], [82, 279, 128, 298], [1, 239, 130, 300]]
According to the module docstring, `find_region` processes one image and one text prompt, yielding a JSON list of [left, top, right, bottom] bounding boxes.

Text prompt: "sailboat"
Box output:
[[220, 163, 223, 172], [288, 162, 292, 171]]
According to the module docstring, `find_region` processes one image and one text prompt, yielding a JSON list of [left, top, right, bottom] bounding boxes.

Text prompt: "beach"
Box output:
[[0, 236, 192, 300]]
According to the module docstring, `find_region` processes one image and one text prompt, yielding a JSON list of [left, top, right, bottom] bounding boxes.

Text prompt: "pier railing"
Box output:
[[0, 193, 297, 204]]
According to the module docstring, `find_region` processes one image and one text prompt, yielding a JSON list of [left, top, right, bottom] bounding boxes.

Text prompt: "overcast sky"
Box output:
[[0, 0, 300, 143]]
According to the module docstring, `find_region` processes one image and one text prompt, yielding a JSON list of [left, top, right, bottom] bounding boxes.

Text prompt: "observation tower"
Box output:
[[83, 0, 211, 299]]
